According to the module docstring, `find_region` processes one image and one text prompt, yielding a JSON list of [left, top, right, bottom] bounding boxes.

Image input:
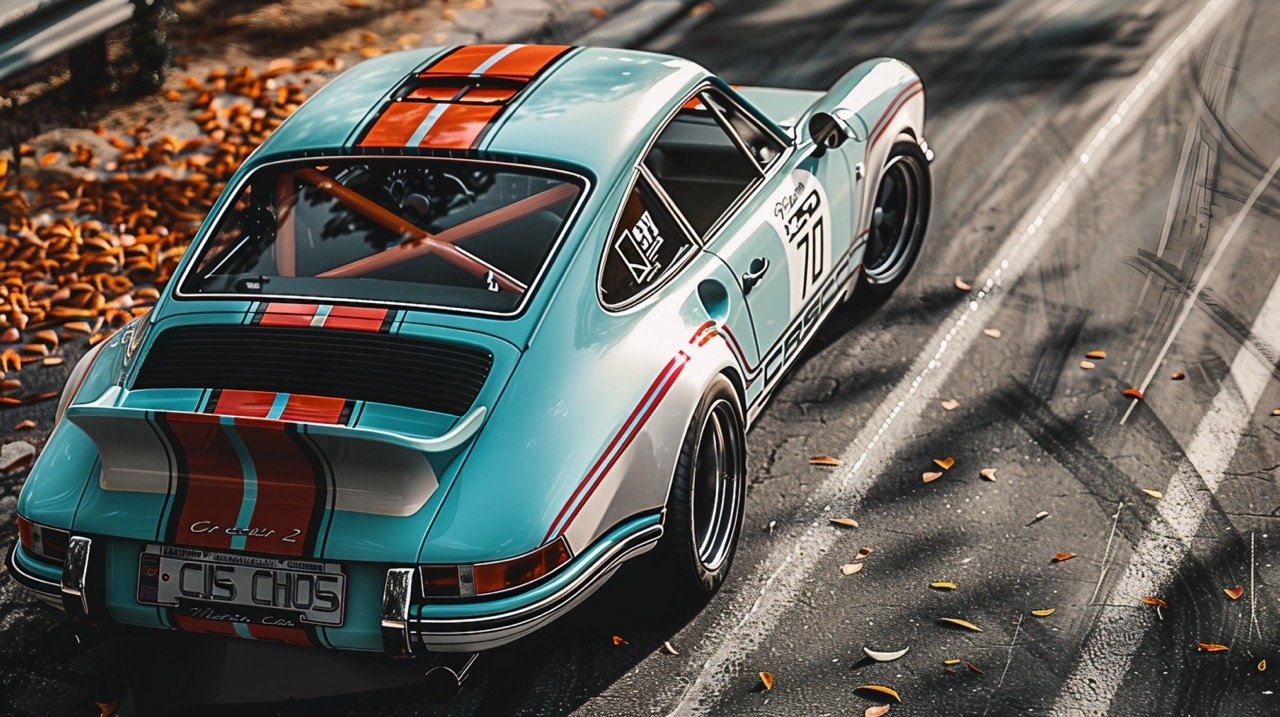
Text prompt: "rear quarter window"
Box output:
[[599, 178, 695, 308]]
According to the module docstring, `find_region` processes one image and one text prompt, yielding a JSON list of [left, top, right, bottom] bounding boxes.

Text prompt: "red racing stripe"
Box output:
[[480, 44, 571, 80], [417, 103, 502, 150], [175, 615, 239, 637], [279, 394, 348, 424], [212, 389, 275, 419], [322, 305, 388, 332], [164, 413, 244, 550], [236, 421, 325, 558], [246, 624, 313, 645], [258, 302, 319, 328], [421, 45, 509, 76]]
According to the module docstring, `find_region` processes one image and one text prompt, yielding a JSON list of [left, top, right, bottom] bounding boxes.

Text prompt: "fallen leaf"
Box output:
[[922, 471, 943, 483], [1029, 511, 1049, 524], [934, 457, 955, 470], [943, 667, 957, 675], [661, 641, 679, 655], [865, 706, 891, 717], [1223, 587, 1245, 601], [930, 581, 957, 590], [983, 328, 1001, 339], [42, 357, 64, 366], [589, 6, 607, 18], [863, 646, 910, 662], [966, 661, 984, 674], [688, 1, 715, 17], [1139, 596, 1168, 609], [1085, 350, 1107, 360], [954, 277, 972, 292], [1272, 408, 1280, 416], [1080, 360, 1096, 370], [979, 468, 997, 481], [855, 685, 902, 702], [765, 520, 777, 534], [1051, 553, 1077, 563], [941, 399, 960, 411], [611, 635, 628, 646], [1170, 371, 1186, 380], [943, 659, 961, 666], [1031, 608, 1056, 617], [1260, 659, 1268, 672], [14, 419, 35, 430], [1122, 388, 1144, 400], [810, 455, 841, 467], [759, 671, 774, 691], [857, 547, 873, 559], [938, 618, 982, 632], [95, 701, 118, 717], [841, 563, 864, 576], [830, 518, 860, 529], [1141, 488, 1163, 499], [1197, 643, 1229, 653]]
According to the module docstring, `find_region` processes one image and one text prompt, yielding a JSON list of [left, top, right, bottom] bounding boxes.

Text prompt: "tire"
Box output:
[[651, 375, 746, 598], [856, 139, 932, 297]]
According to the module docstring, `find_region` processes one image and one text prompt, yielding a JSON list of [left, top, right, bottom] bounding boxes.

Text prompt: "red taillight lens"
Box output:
[[420, 565, 461, 597], [15, 516, 70, 564], [472, 538, 571, 596]]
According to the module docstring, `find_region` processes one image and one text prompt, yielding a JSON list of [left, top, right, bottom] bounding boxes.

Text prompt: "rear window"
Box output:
[[178, 157, 584, 315]]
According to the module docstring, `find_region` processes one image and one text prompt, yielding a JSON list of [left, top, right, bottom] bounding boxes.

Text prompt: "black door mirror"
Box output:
[[808, 111, 851, 157]]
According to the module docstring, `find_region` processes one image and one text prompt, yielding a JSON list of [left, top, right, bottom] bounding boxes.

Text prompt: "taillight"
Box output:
[[419, 538, 572, 598], [16, 516, 70, 564]]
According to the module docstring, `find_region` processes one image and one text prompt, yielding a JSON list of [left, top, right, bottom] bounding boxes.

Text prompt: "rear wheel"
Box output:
[[856, 139, 931, 296], [653, 375, 746, 598]]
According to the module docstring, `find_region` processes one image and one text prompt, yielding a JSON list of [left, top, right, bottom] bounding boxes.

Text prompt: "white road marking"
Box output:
[[663, 1, 1236, 713], [1049, 211, 1280, 716], [1119, 148, 1280, 424]]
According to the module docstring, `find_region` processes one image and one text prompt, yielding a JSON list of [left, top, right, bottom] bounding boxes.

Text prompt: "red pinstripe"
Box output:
[[259, 303, 319, 328], [321, 306, 388, 333]]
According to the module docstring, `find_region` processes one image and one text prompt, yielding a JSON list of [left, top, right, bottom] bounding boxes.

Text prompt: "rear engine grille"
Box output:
[[134, 325, 493, 416]]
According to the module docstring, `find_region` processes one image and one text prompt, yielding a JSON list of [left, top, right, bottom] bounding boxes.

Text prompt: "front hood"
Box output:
[[62, 305, 521, 564]]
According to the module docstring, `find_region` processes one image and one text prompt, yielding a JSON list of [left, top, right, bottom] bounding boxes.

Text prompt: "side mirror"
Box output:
[[808, 111, 851, 156]]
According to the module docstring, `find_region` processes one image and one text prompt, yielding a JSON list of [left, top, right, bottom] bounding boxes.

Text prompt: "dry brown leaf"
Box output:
[[661, 641, 679, 655], [1197, 643, 1229, 653], [42, 357, 64, 366], [966, 661, 984, 674], [96, 701, 118, 717], [1170, 371, 1186, 380], [841, 563, 864, 576], [1122, 388, 1144, 400], [1139, 596, 1168, 609], [688, 0, 715, 17], [864, 706, 891, 717], [943, 659, 961, 666], [809, 455, 841, 467], [611, 635, 628, 646], [759, 671, 774, 691], [1259, 659, 1267, 672], [930, 581, 957, 590], [855, 685, 901, 702], [954, 277, 972, 292], [1272, 408, 1280, 416], [922, 471, 943, 483], [1031, 608, 1056, 617], [14, 419, 36, 430], [863, 646, 909, 662], [934, 456, 955, 470], [943, 667, 957, 675], [1030, 511, 1049, 524], [1141, 488, 1163, 499], [1080, 360, 1096, 370], [589, 6, 607, 17], [941, 399, 960, 411], [938, 618, 982, 632], [979, 468, 997, 481], [983, 328, 1001, 339], [829, 518, 860, 529], [1085, 350, 1107, 360], [1223, 587, 1245, 601], [1051, 553, 1077, 563], [39, 152, 61, 167]]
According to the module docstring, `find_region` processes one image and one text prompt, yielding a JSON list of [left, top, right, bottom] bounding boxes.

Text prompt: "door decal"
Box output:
[[767, 169, 832, 315]]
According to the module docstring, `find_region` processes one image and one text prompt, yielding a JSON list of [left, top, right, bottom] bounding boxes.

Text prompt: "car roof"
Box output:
[[251, 45, 711, 182]]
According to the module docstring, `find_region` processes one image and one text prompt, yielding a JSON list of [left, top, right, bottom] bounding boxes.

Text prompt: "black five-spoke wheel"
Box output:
[[858, 139, 932, 296]]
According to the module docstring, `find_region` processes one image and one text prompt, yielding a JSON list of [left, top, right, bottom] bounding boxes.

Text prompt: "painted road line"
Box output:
[[1119, 148, 1280, 424], [1050, 212, 1280, 716], [664, 0, 1236, 712]]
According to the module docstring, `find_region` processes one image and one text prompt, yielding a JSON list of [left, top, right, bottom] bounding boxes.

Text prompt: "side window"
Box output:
[[642, 93, 760, 236], [703, 91, 785, 168], [600, 177, 696, 308]]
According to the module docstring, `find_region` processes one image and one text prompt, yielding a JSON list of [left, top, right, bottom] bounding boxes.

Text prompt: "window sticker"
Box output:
[[614, 210, 665, 285]]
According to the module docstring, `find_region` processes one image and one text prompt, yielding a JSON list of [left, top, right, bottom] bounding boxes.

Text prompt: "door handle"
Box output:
[[741, 257, 770, 295]]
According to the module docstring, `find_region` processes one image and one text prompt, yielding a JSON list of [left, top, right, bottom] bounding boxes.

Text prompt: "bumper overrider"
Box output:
[[8, 514, 663, 656]]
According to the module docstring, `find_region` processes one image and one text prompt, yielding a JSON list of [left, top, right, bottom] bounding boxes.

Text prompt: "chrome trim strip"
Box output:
[[171, 155, 593, 320], [61, 536, 92, 615], [412, 523, 662, 633], [5, 546, 63, 596], [381, 568, 416, 658]]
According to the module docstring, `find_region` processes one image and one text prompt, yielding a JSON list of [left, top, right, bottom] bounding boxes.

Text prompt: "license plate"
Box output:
[[138, 546, 346, 628]]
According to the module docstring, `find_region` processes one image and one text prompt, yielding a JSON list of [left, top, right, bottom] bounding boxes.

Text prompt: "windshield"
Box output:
[[178, 157, 584, 315]]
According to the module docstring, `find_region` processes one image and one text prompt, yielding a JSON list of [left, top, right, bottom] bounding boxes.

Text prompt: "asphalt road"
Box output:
[[3, 0, 1280, 714]]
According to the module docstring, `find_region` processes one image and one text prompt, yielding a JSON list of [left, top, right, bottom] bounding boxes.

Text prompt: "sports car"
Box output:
[[9, 44, 930, 672]]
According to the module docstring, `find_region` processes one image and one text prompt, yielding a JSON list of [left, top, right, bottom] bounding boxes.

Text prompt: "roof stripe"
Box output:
[[406, 102, 450, 147], [360, 101, 439, 146], [469, 43, 525, 77], [423, 44, 508, 76], [480, 44, 571, 80], [417, 103, 502, 150]]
